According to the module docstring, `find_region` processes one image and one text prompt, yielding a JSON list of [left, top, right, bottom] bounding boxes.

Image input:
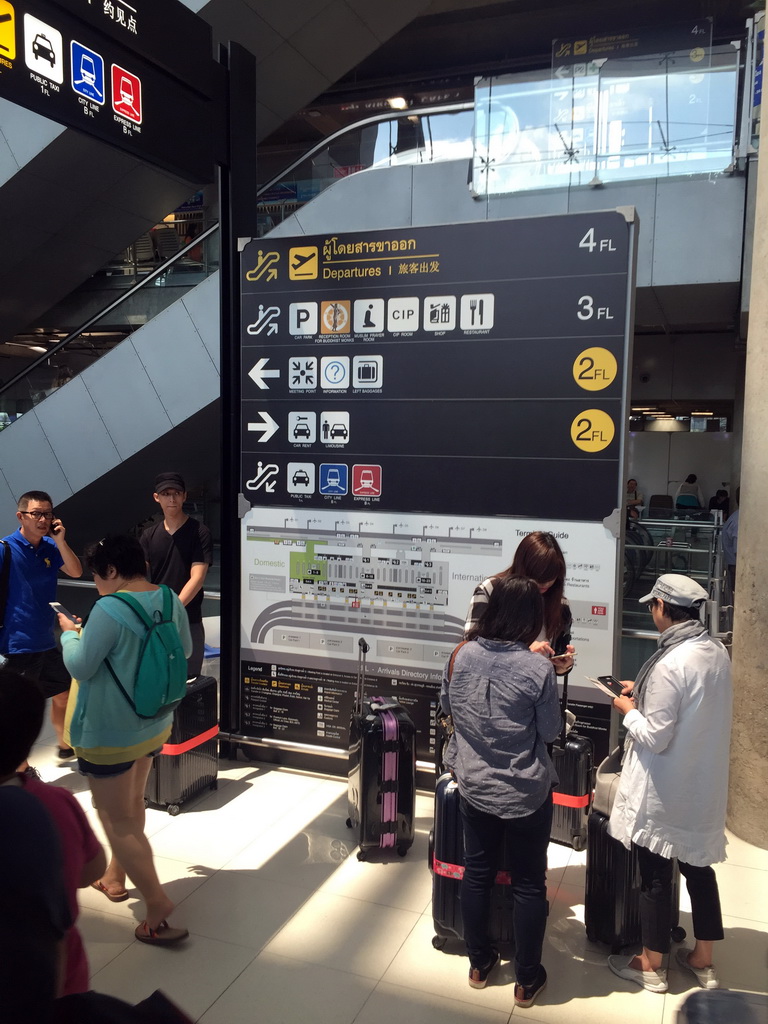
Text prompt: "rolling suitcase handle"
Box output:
[[354, 637, 370, 715]]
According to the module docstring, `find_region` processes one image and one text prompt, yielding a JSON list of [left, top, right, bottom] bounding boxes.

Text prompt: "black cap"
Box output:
[[153, 472, 186, 493]]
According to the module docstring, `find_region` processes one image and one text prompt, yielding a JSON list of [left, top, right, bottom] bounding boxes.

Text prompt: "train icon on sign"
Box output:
[[352, 465, 381, 496], [111, 63, 142, 124], [71, 42, 105, 104]]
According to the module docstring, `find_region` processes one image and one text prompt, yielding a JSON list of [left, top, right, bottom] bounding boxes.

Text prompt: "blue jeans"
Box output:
[[459, 792, 552, 986]]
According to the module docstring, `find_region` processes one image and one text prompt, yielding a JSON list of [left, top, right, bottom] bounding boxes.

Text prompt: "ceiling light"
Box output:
[[690, 411, 713, 416], [388, 97, 408, 110]]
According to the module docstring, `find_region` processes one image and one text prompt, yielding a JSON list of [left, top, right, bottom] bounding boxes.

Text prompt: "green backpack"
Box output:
[[104, 585, 187, 719]]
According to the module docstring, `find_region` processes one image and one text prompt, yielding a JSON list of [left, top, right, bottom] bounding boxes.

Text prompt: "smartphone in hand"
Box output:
[[586, 674, 626, 699], [49, 601, 77, 621]]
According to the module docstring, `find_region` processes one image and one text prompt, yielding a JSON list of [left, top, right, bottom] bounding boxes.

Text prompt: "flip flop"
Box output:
[[91, 880, 130, 903], [135, 920, 189, 946]]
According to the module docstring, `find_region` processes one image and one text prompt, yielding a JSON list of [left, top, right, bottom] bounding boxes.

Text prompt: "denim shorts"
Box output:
[[77, 747, 162, 779]]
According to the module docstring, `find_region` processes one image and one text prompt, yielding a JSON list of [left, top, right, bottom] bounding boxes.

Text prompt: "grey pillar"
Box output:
[[728, 155, 768, 849]]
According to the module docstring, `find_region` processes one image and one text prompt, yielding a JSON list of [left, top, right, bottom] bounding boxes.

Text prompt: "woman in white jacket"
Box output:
[[607, 574, 732, 994]]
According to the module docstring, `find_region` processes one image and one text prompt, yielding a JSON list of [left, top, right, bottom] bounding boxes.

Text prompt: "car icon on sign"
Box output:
[[330, 423, 348, 439], [33, 33, 56, 66], [292, 469, 310, 486], [293, 419, 311, 439]]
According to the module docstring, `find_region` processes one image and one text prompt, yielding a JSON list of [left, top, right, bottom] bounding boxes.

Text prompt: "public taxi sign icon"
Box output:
[[24, 13, 63, 84]]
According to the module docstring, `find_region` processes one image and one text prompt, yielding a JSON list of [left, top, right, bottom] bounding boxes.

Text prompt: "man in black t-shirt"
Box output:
[[140, 472, 213, 677]]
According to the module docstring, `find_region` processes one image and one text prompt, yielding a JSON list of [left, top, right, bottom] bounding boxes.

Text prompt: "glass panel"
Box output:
[[257, 110, 474, 235], [473, 43, 739, 195]]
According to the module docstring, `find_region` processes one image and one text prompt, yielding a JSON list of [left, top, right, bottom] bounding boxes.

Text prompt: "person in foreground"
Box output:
[[464, 531, 575, 676], [443, 575, 562, 1008], [58, 534, 192, 946], [0, 669, 105, 995], [608, 573, 732, 993]]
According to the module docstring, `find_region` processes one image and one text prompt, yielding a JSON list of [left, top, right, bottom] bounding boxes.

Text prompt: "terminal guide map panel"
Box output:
[[238, 213, 636, 763]]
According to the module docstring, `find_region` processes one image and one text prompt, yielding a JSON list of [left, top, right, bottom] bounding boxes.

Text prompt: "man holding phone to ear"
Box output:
[[0, 491, 82, 766]]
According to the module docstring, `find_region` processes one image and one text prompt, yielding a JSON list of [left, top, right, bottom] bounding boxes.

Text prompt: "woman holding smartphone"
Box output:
[[57, 535, 192, 947], [443, 574, 562, 1007], [464, 531, 575, 673]]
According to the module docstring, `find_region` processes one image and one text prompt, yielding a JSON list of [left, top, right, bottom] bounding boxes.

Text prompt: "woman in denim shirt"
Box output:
[[442, 574, 562, 1008]]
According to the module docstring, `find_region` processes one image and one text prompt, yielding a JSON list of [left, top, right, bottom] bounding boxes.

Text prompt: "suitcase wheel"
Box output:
[[571, 832, 587, 852], [356, 850, 366, 862], [432, 935, 447, 950], [345, 817, 353, 829], [397, 844, 408, 857], [671, 926, 686, 943], [167, 804, 181, 816], [143, 797, 149, 809]]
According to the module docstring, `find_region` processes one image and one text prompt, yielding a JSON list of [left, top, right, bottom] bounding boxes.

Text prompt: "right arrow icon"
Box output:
[[247, 411, 279, 443]]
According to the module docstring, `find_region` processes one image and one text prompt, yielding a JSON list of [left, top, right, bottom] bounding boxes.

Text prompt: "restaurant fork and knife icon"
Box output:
[[469, 298, 485, 325]]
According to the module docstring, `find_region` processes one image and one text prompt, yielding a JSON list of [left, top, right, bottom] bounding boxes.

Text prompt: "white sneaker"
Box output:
[[675, 947, 719, 990], [608, 954, 668, 993]]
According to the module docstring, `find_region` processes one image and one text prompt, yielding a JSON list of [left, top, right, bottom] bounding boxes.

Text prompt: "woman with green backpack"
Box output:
[[56, 534, 191, 947]]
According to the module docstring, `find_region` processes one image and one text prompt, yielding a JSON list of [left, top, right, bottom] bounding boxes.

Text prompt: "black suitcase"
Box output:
[[550, 671, 593, 850], [145, 675, 219, 815], [429, 770, 515, 950], [346, 638, 416, 860], [585, 750, 685, 951]]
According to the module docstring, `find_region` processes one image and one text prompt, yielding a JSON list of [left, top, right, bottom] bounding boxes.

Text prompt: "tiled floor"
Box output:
[[31, 724, 768, 1024]]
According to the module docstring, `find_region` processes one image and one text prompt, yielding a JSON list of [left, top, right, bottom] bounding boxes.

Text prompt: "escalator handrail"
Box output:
[[254, 101, 474, 197], [0, 101, 474, 400], [0, 224, 219, 398]]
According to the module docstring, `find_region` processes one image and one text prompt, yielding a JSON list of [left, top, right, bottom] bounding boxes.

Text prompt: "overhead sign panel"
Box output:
[[0, 0, 224, 182]]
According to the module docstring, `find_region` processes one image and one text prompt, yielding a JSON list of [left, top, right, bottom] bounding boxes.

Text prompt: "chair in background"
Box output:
[[647, 494, 674, 518], [675, 493, 701, 510]]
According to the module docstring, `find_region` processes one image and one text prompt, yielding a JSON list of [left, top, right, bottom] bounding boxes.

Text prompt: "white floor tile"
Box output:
[[724, 829, 768, 872], [263, 890, 420, 979], [173, 868, 315, 950], [89, 932, 257, 1020], [358, 981, 510, 1024], [198, 951, 377, 1024], [382, 910, 520, 1014], [714, 862, 768, 924], [64, 757, 767, 1024]]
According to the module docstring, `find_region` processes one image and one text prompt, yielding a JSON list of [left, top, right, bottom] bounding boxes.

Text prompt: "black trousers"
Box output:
[[460, 793, 552, 986], [187, 620, 205, 678], [635, 844, 724, 952]]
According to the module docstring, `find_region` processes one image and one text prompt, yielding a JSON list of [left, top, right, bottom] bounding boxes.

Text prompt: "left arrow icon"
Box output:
[[249, 357, 280, 390], [247, 412, 279, 443]]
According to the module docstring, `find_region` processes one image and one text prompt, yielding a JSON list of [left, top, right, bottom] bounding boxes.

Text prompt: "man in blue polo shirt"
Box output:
[[0, 491, 82, 764]]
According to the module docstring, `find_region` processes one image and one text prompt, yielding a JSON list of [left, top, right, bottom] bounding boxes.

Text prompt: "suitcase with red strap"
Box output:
[[346, 638, 416, 860], [550, 670, 593, 850], [429, 770, 515, 949], [144, 675, 219, 815]]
